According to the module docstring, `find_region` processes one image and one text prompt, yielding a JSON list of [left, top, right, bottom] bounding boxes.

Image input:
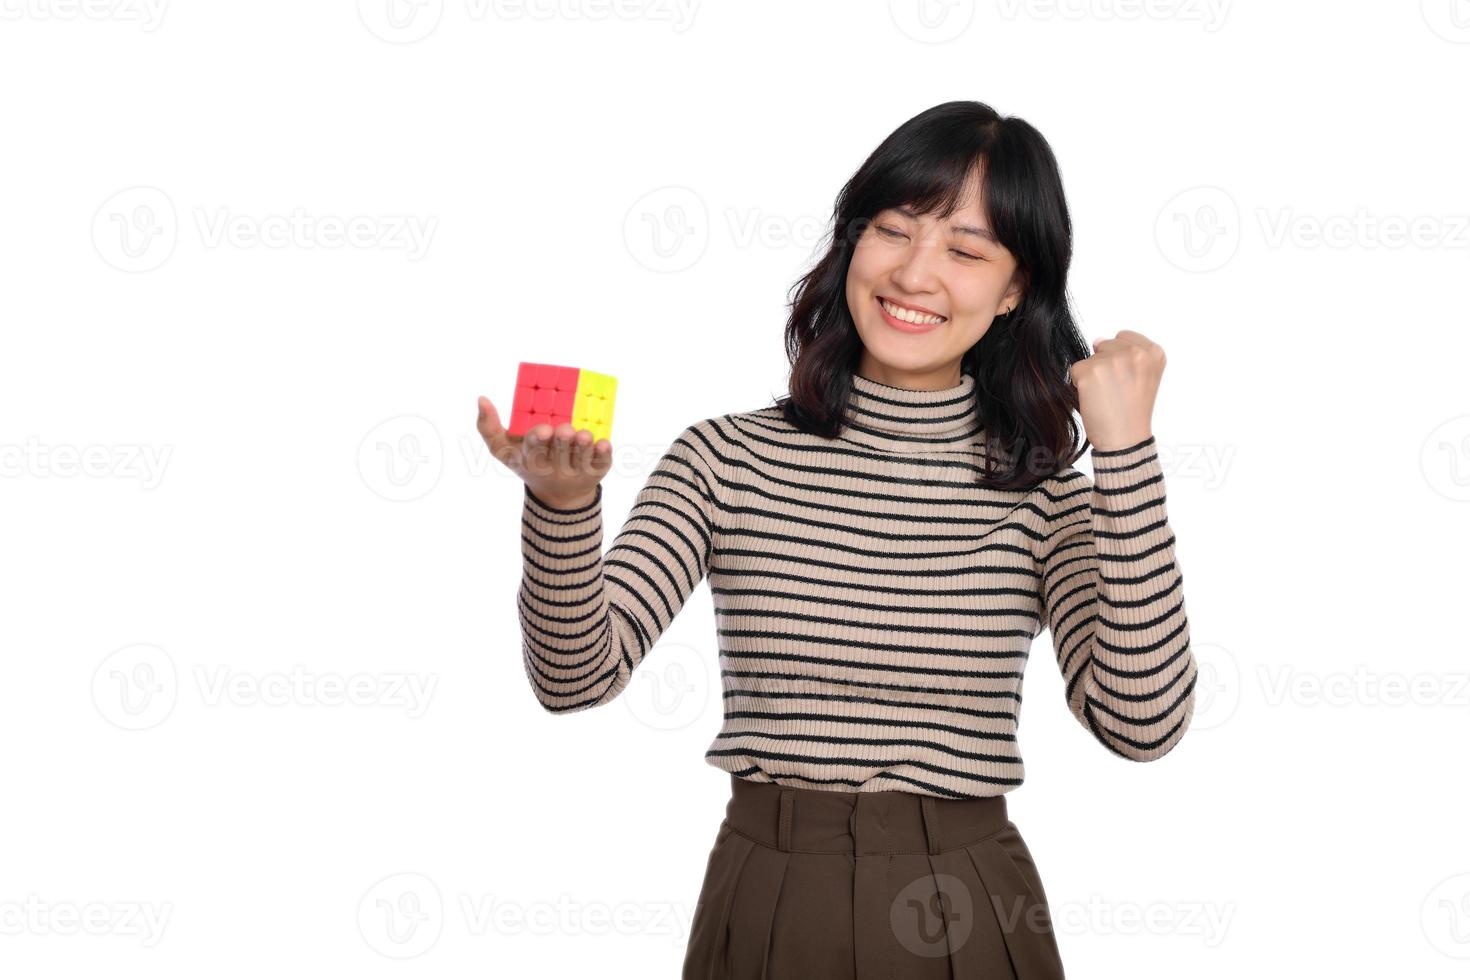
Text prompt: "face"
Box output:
[[845, 174, 1023, 389]]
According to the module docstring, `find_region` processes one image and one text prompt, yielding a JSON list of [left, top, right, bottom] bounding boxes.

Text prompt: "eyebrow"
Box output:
[[894, 204, 998, 245]]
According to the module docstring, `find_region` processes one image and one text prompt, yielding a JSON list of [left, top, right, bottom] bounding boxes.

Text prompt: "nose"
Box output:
[[890, 236, 941, 295]]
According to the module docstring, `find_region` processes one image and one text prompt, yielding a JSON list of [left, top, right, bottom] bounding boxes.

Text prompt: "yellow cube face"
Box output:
[[572, 370, 617, 442]]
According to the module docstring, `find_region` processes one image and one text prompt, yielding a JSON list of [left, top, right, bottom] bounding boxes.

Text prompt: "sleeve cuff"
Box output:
[[1089, 436, 1170, 541], [522, 484, 603, 559], [524, 482, 602, 515]]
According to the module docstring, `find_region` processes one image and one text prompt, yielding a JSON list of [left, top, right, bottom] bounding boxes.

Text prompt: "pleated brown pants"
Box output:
[[682, 774, 1066, 980]]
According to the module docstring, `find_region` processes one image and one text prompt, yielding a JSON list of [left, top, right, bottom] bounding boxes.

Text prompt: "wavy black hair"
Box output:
[[775, 100, 1091, 491]]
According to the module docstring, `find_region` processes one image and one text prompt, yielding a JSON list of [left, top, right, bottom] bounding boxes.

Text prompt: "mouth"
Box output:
[[876, 295, 947, 333]]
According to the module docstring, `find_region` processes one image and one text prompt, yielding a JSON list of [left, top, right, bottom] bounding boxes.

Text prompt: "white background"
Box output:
[[3, 1, 1469, 976]]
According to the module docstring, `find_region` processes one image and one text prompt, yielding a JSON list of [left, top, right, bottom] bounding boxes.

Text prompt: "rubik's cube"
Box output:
[[507, 361, 618, 443]]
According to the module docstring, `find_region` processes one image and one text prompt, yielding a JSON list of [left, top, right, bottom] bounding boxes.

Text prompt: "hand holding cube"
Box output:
[[476, 361, 617, 509]]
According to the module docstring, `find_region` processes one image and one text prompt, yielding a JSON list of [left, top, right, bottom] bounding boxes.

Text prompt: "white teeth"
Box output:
[[880, 298, 944, 325]]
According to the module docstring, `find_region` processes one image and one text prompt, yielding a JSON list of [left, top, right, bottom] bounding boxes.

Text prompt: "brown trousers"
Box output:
[[682, 774, 1066, 980]]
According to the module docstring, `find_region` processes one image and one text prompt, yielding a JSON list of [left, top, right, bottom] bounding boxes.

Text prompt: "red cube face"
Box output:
[[508, 362, 581, 436]]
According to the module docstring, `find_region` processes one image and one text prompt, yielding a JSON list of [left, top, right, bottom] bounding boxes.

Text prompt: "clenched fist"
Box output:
[[1073, 330, 1166, 452]]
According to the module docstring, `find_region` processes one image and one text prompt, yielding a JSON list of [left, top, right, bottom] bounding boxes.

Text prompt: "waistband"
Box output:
[[723, 774, 1011, 856]]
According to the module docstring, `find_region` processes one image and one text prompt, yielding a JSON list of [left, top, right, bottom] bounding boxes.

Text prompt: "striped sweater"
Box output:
[[518, 369, 1197, 799]]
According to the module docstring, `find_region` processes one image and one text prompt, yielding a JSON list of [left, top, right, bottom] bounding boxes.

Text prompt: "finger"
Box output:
[[524, 423, 554, 476], [476, 396, 512, 464], [571, 429, 595, 470], [591, 438, 613, 476], [551, 423, 577, 471], [476, 396, 498, 436]]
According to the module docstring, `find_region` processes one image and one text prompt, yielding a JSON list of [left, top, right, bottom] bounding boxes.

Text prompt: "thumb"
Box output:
[[477, 397, 518, 467], [476, 396, 506, 442]]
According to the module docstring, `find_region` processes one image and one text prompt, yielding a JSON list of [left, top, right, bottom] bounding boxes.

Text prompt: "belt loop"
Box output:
[[778, 789, 795, 852], [920, 796, 941, 855]]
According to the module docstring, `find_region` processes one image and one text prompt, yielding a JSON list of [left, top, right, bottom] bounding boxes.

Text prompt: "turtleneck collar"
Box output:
[[844, 369, 983, 452]]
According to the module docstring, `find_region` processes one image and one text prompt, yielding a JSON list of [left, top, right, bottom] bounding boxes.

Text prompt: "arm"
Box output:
[[517, 421, 722, 713], [1037, 436, 1197, 760]]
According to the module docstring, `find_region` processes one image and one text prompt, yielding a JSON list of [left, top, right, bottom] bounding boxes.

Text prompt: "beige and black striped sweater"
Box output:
[[518, 370, 1197, 799]]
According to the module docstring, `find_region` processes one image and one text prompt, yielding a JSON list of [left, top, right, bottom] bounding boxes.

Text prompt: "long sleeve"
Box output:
[[1037, 435, 1197, 760], [518, 420, 723, 713]]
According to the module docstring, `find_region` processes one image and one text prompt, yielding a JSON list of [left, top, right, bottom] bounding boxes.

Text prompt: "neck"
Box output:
[[844, 368, 983, 454], [854, 355, 964, 391]]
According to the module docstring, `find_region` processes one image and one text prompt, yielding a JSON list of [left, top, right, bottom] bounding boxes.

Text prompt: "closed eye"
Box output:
[[877, 224, 983, 260]]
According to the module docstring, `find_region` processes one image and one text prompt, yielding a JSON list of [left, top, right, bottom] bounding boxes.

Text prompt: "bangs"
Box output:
[[887, 153, 986, 223], [851, 113, 994, 224]]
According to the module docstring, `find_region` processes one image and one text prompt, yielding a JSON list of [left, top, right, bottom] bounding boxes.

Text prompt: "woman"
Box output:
[[476, 100, 1197, 979]]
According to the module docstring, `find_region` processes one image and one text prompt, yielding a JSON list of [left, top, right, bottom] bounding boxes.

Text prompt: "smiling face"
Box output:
[[845, 169, 1024, 389]]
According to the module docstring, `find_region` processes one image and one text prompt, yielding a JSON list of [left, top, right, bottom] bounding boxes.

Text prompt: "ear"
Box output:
[[1001, 269, 1026, 314], [1001, 286, 1025, 315]]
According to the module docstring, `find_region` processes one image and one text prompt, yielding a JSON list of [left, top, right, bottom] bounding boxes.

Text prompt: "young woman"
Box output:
[[477, 100, 1198, 979]]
